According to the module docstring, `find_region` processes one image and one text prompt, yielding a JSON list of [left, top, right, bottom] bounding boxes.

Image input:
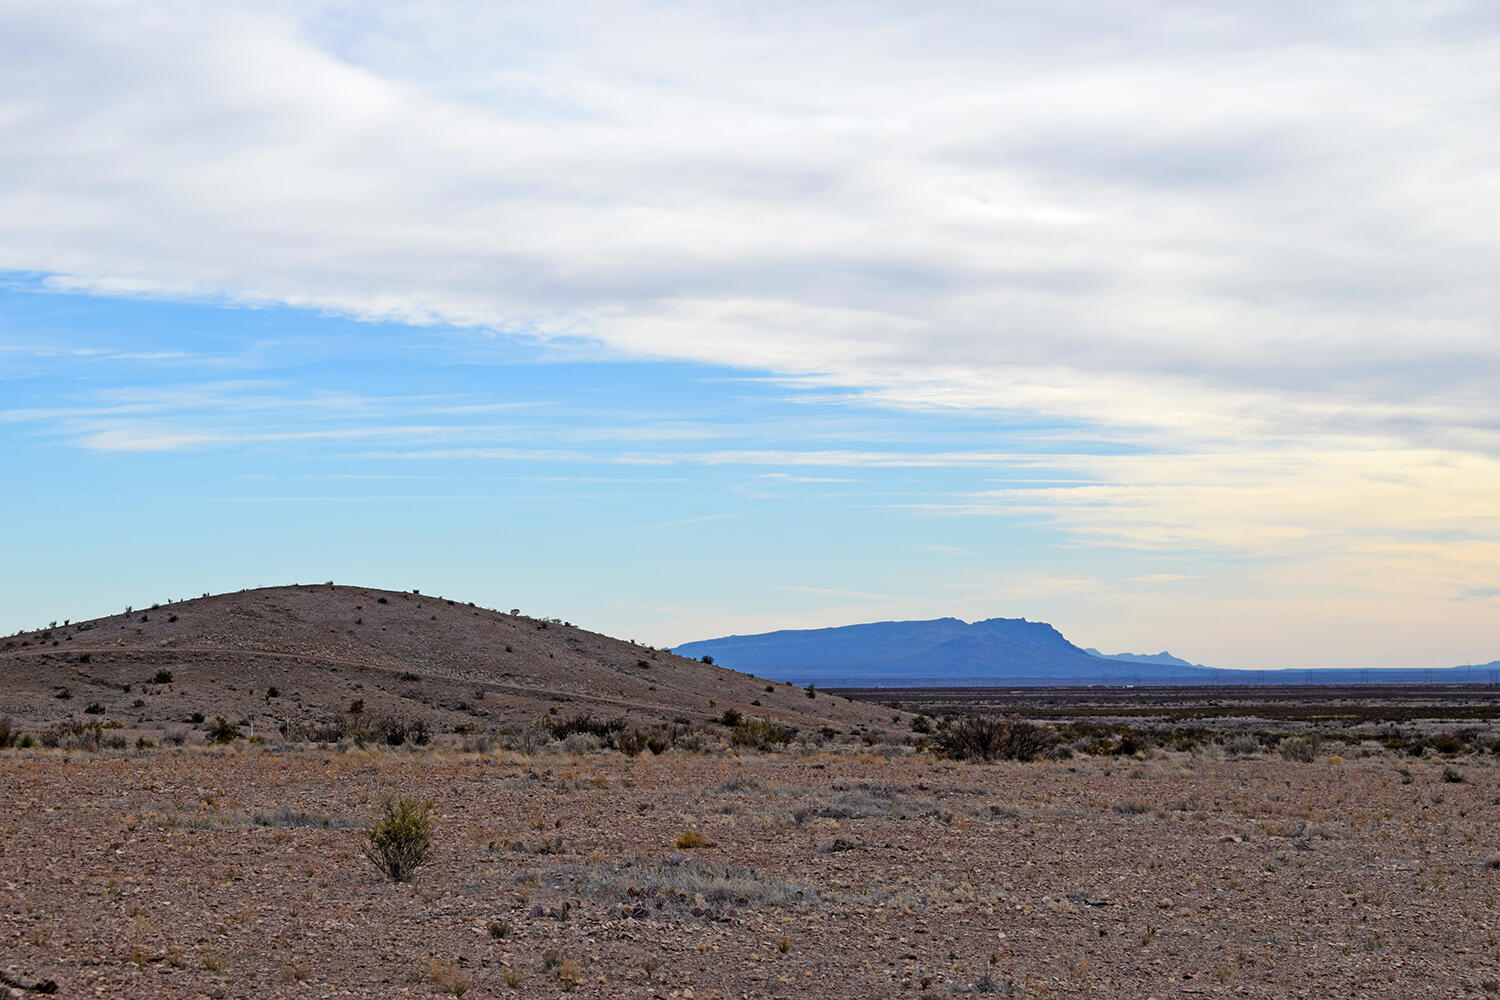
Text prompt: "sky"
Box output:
[[2, 0, 1498, 669]]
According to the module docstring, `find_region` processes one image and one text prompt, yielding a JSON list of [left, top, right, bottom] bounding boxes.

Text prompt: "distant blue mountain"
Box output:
[[1084, 648, 1207, 670], [672, 616, 1220, 686], [672, 618, 1500, 687]]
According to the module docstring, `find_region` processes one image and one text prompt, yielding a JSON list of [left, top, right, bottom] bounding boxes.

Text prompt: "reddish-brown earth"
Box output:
[[0, 585, 897, 743], [2, 586, 1499, 998], [2, 746, 1498, 998]]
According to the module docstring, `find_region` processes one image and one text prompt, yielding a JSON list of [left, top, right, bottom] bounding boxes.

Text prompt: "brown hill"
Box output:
[[0, 584, 899, 747]]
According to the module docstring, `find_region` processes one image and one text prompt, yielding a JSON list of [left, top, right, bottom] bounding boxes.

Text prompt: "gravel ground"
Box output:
[[2, 743, 1499, 999]]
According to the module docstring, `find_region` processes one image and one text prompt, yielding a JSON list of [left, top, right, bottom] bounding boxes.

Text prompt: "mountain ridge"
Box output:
[[675, 617, 1500, 686]]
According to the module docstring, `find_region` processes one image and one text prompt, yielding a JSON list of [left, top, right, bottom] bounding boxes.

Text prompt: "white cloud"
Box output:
[[2, 0, 1496, 452], [4, 0, 1500, 660]]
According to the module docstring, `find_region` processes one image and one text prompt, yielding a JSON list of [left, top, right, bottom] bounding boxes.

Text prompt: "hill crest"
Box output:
[[0, 584, 896, 741]]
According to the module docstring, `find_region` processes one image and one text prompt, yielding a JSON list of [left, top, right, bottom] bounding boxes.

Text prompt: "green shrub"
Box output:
[[363, 795, 435, 882], [719, 708, 743, 727], [153, 670, 174, 684], [208, 717, 241, 744]]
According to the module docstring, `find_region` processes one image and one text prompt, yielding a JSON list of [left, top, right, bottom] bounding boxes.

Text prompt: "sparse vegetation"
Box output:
[[1278, 734, 1322, 763], [940, 715, 1051, 762], [730, 716, 795, 750], [363, 795, 435, 882], [207, 717, 241, 744], [676, 829, 713, 849]]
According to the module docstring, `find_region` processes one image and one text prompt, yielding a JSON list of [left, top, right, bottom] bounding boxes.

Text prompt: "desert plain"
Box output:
[[2, 587, 1499, 998]]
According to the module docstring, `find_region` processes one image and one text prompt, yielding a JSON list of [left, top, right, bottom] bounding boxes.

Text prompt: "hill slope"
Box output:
[[0, 584, 895, 741]]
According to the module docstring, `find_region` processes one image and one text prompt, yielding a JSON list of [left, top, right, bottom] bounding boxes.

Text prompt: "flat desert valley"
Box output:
[[3, 587, 1499, 998]]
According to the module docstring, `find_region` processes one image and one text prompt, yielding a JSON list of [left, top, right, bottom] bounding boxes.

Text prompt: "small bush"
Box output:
[[676, 829, 713, 849], [379, 716, 431, 747], [1442, 765, 1465, 783], [363, 795, 435, 882], [910, 714, 934, 734], [153, 670, 174, 684], [549, 712, 625, 742], [1433, 734, 1468, 755], [255, 806, 331, 828], [730, 717, 795, 751], [940, 716, 1050, 762], [719, 708, 743, 727], [208, 717, 241, 744], [1223, 733, 1261, 757], [1278, 735, 1322, 763], [614, 728, 652, 756], [428, 957, 470, 997]]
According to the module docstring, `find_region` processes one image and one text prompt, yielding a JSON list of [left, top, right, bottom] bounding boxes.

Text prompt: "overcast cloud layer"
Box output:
[[3, 0, 1499, 663]]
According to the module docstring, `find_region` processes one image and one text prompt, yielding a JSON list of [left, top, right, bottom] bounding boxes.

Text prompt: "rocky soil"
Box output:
[[0, 585, 898, 743], [3, 741, 1499, 999]]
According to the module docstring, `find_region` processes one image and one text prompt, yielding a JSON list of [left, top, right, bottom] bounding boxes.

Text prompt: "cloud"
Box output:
[[4, 0, 1500, 660], [1, 0, 1496, 454]]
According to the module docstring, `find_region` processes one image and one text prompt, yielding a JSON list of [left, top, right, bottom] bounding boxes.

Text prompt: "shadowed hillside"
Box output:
[[0, 584, 897, 744]]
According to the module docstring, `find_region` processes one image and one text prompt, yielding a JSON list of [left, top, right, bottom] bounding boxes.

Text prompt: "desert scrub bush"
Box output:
[[940, 716, 1051, 762], [544, 858, 814, 922], [730, 716, 795, 751], [152, 669, 174, 684], [613, 727, 671, 756], [1278, 734, 1323, 763], [42, 720, 103, 751], [207, 717, 241, 744], [363, 795, 435, 882], [427, 956, 471, 997], [1222, 733, 1262, 757], [379, 716, 431, 747], [255, 805, 332, 828], [676, 829, 713, 849], [548, 712, 624, 742]]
